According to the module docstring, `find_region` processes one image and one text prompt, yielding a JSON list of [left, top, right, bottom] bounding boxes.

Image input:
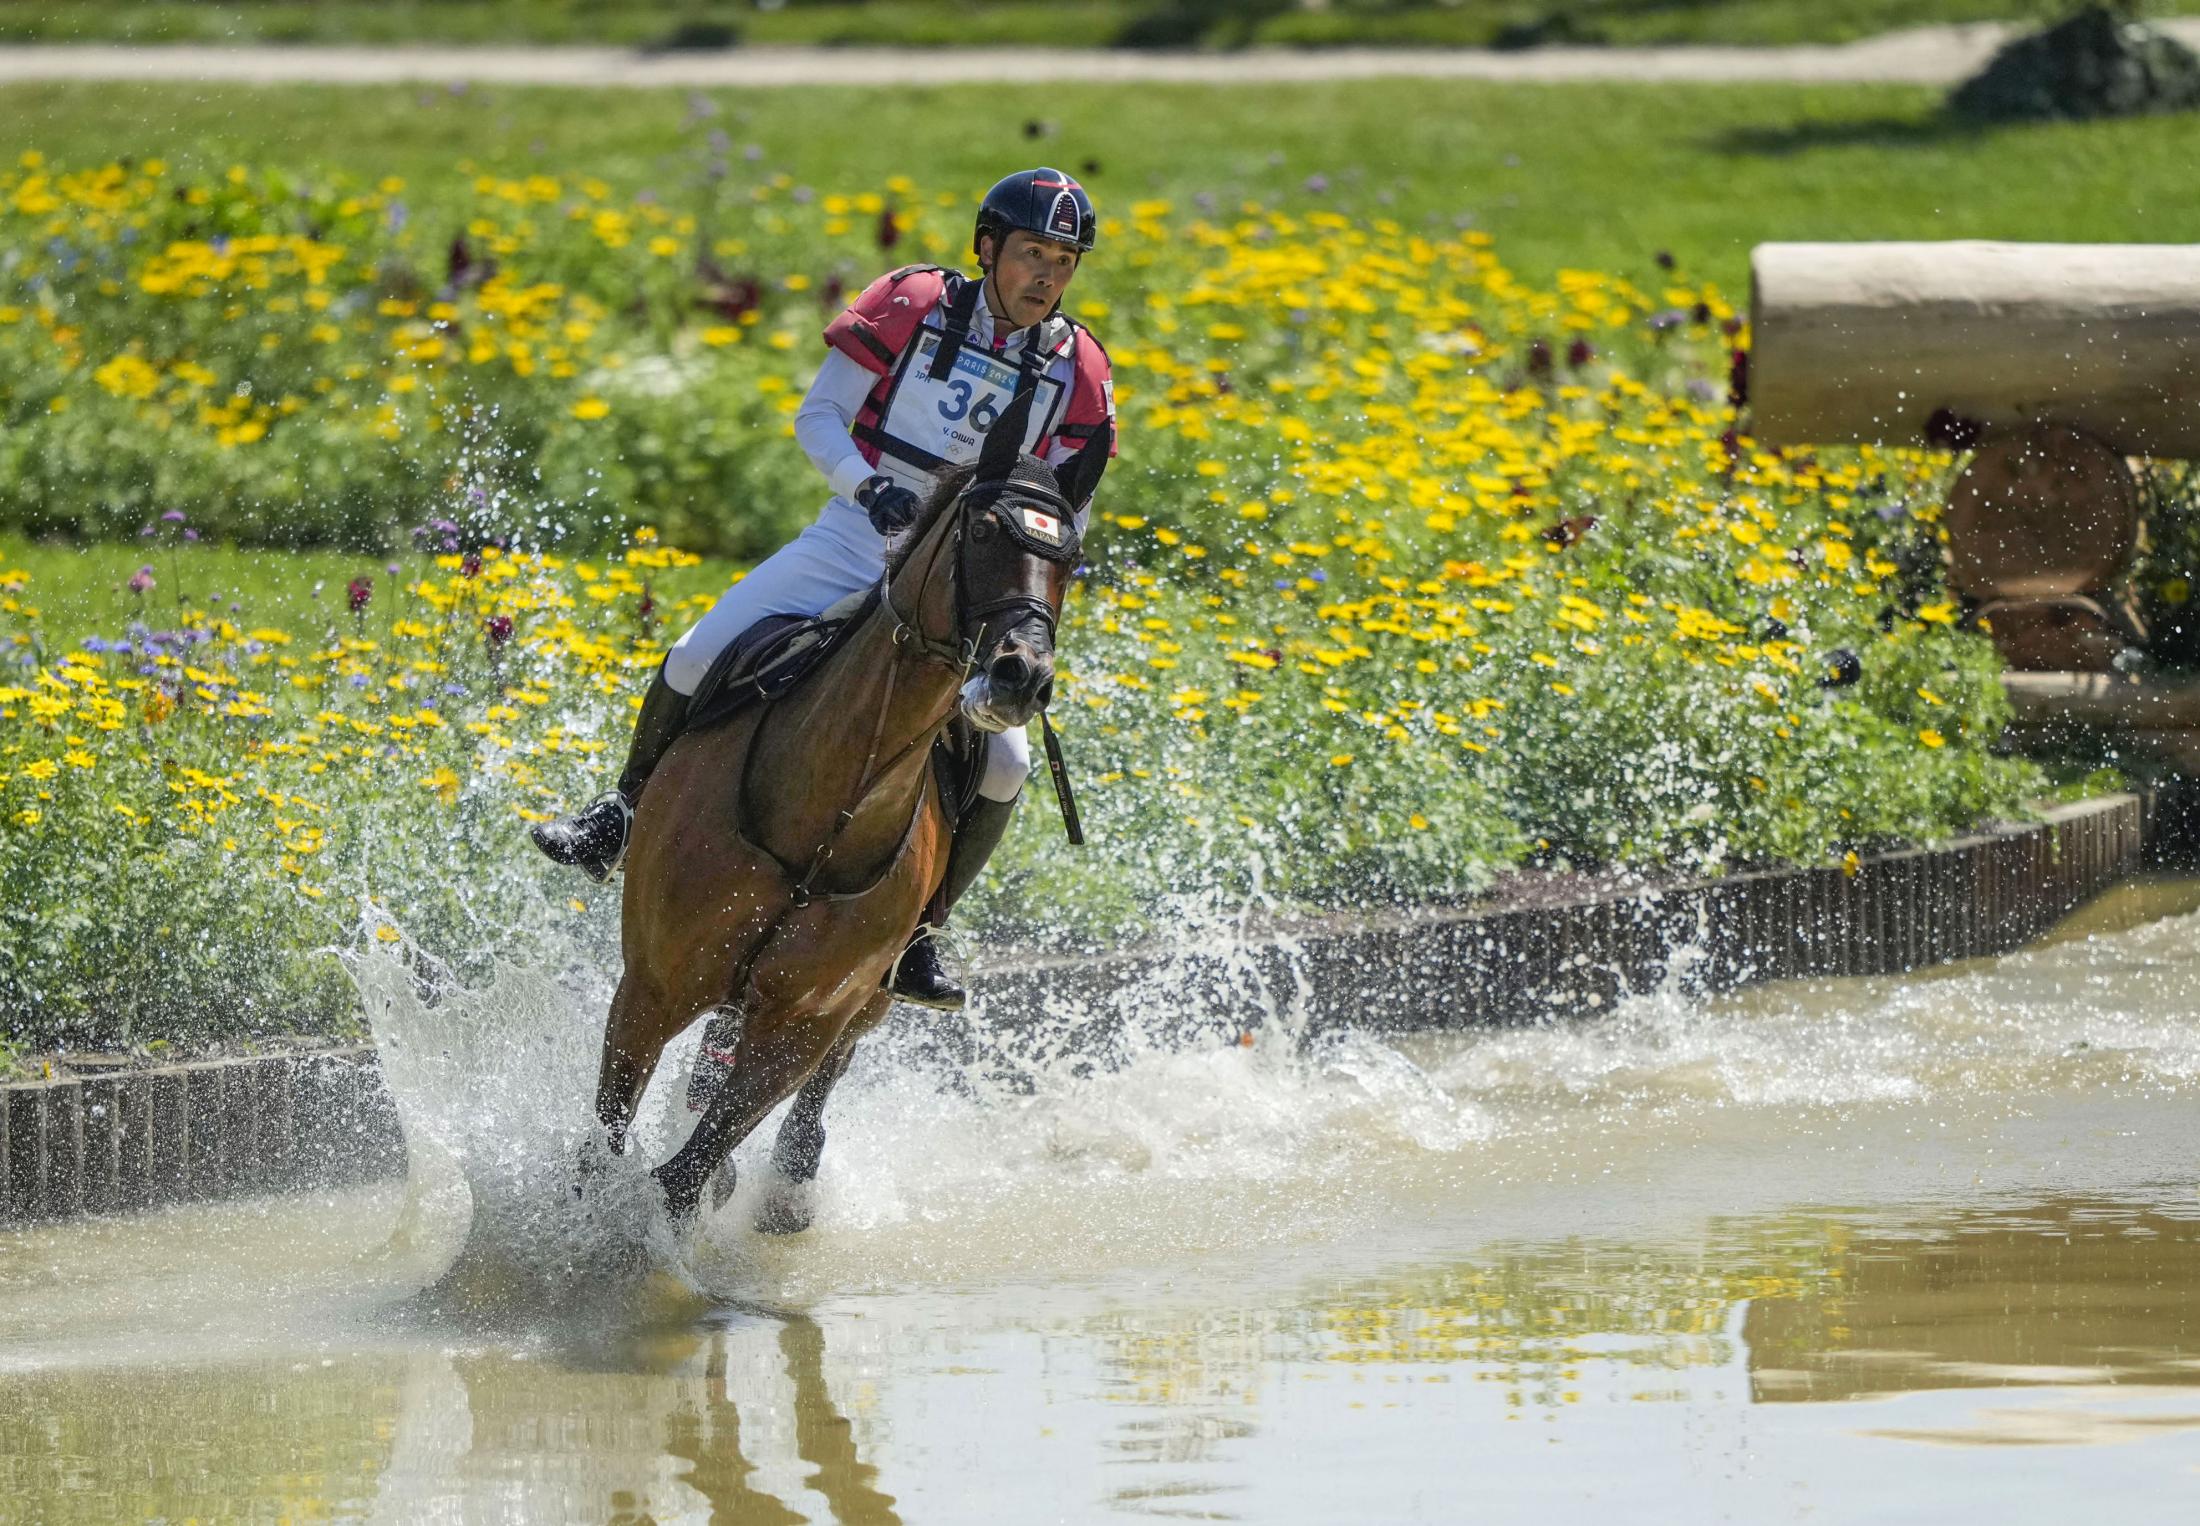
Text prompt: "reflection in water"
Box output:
[[3, 1186, 2199, 1520], [371, 1311, 901, 1523], [1745, 1197, 2200, 1402]]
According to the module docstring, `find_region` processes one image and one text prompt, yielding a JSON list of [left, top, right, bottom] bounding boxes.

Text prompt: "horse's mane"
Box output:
[[884, 464, 980, 578]]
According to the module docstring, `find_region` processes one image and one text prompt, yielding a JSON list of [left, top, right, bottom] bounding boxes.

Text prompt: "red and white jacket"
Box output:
[[809, 264, 1114, 513]]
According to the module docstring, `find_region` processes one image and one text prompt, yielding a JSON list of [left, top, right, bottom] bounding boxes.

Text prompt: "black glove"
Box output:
[[855, 474, 920, 535]]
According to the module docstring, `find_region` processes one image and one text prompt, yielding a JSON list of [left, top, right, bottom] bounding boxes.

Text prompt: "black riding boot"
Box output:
[[888, 794, 1018, 1011], [530, 664, 691, 882]]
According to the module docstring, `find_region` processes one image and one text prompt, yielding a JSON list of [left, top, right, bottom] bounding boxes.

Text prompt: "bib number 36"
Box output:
[[939, 380, 1002, 433]]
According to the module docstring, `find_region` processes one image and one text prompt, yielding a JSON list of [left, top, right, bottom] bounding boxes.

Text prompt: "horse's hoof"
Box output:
[[653, 1167, 701, 1232], [754, 1177, 815, 1236]]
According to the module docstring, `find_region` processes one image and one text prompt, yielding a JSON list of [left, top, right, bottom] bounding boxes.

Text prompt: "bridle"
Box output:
[[878, 477, 1078, 679]]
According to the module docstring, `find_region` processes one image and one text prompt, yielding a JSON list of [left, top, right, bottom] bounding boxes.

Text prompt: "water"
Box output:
[[4, 879, 2200, 1522]]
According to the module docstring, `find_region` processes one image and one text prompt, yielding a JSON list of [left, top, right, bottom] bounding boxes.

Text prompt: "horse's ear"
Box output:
[[1060, 423, 1113, 509], [976, 381, 1040, 483]]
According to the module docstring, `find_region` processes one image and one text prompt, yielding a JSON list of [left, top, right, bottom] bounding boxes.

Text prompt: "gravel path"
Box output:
[[5, 23, 2195, 89]]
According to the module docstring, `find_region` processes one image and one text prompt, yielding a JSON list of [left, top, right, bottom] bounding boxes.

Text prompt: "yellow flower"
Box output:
[[1918, 729, 1946, 748], [571, 397, 611, 420], [1329, 753, 1354, 767]]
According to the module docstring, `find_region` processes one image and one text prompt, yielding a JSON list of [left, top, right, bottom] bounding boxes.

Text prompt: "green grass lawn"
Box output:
[[0, 537, 735, 648], [0, 0, 2184, 50], [9, 76, 2200, 297]]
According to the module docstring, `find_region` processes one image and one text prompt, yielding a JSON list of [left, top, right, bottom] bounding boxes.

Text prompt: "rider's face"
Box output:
[[982, 231, 1081, 326]]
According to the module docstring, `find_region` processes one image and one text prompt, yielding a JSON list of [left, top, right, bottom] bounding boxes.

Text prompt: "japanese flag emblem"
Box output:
[[1021, 507, 1064, 544]]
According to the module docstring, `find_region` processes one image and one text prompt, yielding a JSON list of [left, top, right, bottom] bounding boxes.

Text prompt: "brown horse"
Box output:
[[593, 394, 1108, 1227]]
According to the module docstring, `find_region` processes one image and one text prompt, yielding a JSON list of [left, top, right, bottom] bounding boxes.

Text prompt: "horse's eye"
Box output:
[[970, 512, 999, 542]]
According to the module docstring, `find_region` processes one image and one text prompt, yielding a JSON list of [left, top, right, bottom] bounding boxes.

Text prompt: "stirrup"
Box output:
[[886, 924, 967, 1012]]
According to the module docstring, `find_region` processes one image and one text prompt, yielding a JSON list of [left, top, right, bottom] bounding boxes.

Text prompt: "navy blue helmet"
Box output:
[[974, 168, 1097, 260]]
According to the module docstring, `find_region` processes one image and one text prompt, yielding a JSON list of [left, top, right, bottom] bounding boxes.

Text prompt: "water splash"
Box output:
[[340, 897, 2200, 1310]]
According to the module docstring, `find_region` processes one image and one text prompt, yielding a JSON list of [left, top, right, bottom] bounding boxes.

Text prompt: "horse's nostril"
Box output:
[[991, 650, 1032, 691]]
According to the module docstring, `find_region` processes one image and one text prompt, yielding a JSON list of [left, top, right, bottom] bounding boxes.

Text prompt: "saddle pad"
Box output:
[[682, 585, 882, 736]]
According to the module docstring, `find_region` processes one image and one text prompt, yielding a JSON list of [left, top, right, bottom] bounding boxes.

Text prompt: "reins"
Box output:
[[784, 503, 970, 910]]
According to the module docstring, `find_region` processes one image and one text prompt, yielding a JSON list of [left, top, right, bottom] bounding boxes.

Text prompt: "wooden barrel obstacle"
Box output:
[[1749, 240, 2200, 674]]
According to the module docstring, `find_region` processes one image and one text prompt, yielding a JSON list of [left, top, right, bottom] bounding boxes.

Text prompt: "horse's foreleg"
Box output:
[[594, 974, 663, 1153], [652, 1009, 849, 1229], [578, 973, 680, 1202], [757, 996, 884, 1235]]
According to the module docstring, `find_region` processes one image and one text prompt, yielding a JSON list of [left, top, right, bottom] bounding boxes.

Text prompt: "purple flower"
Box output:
[[349, 672, 370, 689], [80, 636, 109, 654], [127, 567, 155, 594], [1308, 569, 1327, 583], [1303, 174, 1330, 194], [183, 529, 199, 542], [161, 509, 186, 523]]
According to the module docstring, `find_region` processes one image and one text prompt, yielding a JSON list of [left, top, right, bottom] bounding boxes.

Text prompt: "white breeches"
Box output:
[[665, 497, 1031, 803]]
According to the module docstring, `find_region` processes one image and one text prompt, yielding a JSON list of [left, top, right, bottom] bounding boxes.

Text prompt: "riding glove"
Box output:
[[856, 475, 920, 535]]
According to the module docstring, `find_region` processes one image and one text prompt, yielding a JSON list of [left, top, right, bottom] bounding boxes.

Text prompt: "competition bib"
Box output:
[[866, 327, 1066, 490]]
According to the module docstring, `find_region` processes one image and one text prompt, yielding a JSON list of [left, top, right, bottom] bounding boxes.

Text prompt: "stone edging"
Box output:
[[969, 795, 2153, 1036], [0, 793, 2152, 1226], [2, 1047, 399, 1227]]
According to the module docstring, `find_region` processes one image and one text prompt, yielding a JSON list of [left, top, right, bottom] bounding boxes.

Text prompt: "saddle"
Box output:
[[681, 587, 987, 819]]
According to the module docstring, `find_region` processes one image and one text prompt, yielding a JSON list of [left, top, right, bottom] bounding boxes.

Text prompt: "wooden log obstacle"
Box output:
[[1750, 241, 2200, 673]]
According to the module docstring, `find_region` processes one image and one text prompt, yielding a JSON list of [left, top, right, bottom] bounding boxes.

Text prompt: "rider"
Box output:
[[532, 167, 1116, 1012]]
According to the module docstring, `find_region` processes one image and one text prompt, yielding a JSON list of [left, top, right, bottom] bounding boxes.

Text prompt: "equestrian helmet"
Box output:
[[974, 168, 1097, 261]]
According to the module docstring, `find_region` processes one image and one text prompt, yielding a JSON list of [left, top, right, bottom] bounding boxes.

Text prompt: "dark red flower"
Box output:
[[1565, 337, 1595, 369], [1726, 348, 1750, 409], [461, 552, 482, 578], [446, 234, 493, 292], [820, 274, 845, 309], [696, 256, 763, 323], [346, 576, 373, 614], [637, 583, 656, 623], [1526, 337, 1554, 380], [485, 614, 514, 646], [876, 205, 900, 251]]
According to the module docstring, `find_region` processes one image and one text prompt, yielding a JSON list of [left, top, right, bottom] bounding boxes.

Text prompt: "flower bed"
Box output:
[[0, 154, 2041, 1060]]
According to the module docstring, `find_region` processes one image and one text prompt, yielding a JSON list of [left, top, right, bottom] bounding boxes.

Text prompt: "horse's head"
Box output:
[[897, 384, 1110, 734]]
